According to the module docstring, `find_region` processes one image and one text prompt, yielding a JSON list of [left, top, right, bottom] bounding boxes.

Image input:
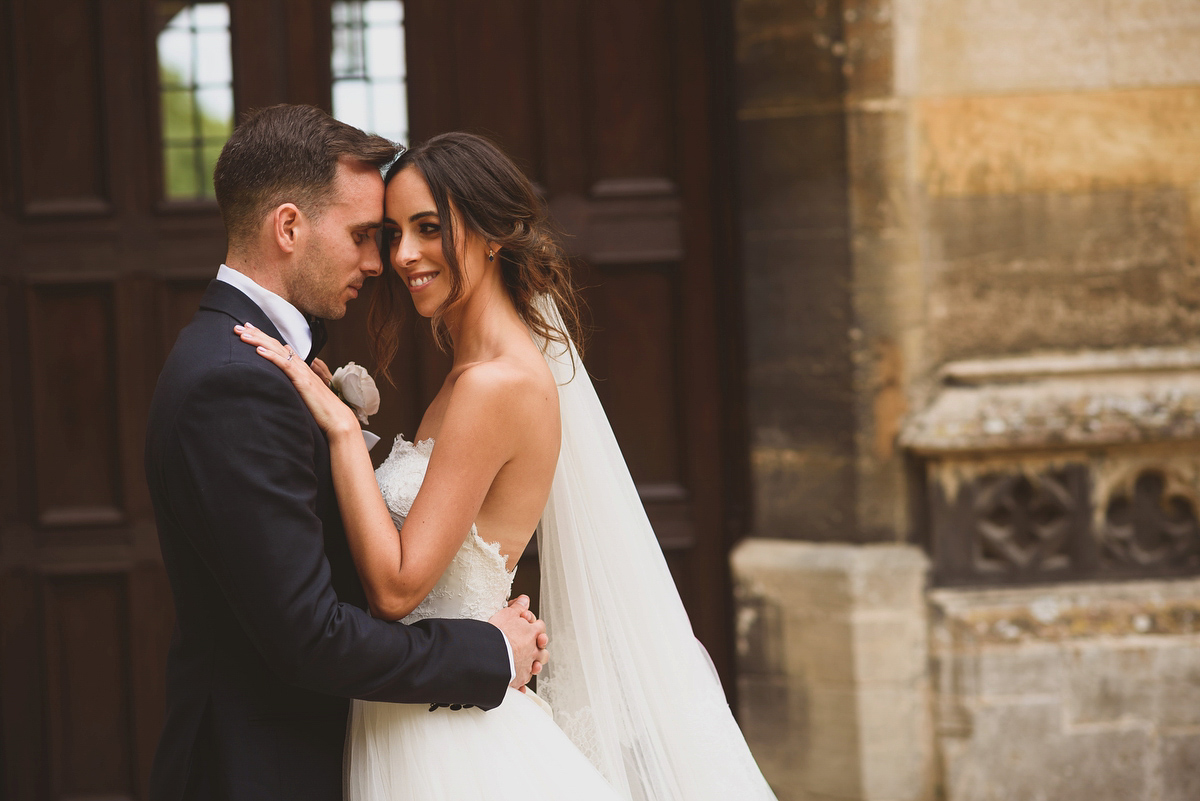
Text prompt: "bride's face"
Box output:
[[383, 165, 490, 319]]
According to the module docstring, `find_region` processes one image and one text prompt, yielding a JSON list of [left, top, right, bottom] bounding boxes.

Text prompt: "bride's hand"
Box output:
[[235, 323, 360, 438]]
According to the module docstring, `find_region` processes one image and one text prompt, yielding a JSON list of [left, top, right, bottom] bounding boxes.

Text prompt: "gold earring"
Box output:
[[487, 249, 495, 262]]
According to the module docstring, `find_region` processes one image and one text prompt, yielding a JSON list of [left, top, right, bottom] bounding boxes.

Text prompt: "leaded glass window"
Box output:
[[156, 2, 233, 200], [332, 1, 407, 145]]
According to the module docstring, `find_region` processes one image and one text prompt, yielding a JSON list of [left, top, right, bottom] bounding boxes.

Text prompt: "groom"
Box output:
[[144, 105, 547, 801]]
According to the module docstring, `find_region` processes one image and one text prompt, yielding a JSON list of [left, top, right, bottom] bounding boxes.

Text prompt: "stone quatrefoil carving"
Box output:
[[973, 473, 1074, 574], [1101, 471, 1200, 568], [934, 465, 1200, 584]]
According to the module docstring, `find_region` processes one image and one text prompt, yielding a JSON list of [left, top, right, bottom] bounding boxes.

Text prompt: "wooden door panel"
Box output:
[[586, 0, 674, 180], [10, 0, 110, 216], [42, 572, 137, 800], [26, 281, 125, 528], [585, 265, 682, 487]]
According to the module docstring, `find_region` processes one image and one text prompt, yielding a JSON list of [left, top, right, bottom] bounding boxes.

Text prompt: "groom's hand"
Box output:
[[488, 595, 549, 690]]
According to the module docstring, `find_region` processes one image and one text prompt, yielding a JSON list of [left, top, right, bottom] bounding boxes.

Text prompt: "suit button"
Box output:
[[450, 704, 463, 711]]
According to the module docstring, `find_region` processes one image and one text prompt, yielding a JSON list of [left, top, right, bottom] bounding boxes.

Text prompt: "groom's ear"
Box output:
[[270, 203, 303, 254]]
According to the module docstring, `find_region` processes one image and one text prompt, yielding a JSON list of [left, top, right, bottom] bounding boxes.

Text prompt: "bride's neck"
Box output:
[[445, 276, 525, 365]]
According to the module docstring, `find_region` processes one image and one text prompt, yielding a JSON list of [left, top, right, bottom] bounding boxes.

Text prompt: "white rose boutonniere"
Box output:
[[330, 362, 381, 426]]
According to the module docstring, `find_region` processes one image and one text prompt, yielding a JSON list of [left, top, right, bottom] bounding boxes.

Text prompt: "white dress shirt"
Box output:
[[214, 264, 517, 682], [216, 264, 313, 358]]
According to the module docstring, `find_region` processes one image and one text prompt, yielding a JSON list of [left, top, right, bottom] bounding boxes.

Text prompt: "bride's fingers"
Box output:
[[234, 323, 289, 358], [311, 358, 334, 386]]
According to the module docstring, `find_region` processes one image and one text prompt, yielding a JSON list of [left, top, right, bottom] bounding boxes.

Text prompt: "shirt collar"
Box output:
[[215, 264, 313, 358]]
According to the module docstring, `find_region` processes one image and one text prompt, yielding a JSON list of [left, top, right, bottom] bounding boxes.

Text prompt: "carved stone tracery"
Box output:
[[1101, 470, 1200, 569], [973, 472, 1073, 574]]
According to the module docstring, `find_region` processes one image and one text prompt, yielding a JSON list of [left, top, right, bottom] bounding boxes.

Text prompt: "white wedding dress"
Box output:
[[347, 299, 777, 800], [344, 436, 623, 801]]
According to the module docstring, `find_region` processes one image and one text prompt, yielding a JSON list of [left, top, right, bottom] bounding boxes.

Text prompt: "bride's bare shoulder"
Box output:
[[450, 349, 558, 427]]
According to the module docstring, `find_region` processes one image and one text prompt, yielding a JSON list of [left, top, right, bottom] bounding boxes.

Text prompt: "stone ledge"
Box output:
[[930, 576, 1200, 644], [901, 347, 1200, 454]]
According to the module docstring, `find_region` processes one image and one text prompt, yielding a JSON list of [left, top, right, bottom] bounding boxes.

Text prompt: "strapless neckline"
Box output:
[[374, 435, 517, 624]]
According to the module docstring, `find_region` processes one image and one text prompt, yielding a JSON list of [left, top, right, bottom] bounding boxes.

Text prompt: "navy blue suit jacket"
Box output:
[[144, 280, 510, 800]]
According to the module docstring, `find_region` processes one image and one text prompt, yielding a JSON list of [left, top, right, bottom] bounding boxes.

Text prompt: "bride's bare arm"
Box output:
[[235, 322, 521, 621]]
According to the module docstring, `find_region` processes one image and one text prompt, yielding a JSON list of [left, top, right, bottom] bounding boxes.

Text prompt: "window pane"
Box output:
[[195, 29, 232, 86], [332, 0, 407, 144], [366, 24, 403, 80], [364, 0, 402, 25], [164, 145, 200, 198], [200, 143, 224, 198], [157, 28, 193, 86], [192, 2, 228, 29], [371, 81, 405, 138], [333, 80, 371, 130], [156, 1, 233, 200], [160, 88, 196, 144], [196, 87, 233, 136]]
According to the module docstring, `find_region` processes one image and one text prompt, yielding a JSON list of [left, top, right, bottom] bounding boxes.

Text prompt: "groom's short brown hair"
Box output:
[[214, 104, 399, 248]]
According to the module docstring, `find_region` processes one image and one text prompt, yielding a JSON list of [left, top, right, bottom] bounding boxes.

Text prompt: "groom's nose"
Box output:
[[360, 245, 383, 277]]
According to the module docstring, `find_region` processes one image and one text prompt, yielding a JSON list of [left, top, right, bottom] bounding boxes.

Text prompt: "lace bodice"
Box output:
[[374, 436, 516, 624]]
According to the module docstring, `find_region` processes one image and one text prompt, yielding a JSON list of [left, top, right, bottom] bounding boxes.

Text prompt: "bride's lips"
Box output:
[[406, 271, 439, 292]]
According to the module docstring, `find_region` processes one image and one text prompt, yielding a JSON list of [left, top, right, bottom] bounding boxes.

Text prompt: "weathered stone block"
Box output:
[[917, 89, 1200, 198], [1065, 642, 1159, 725], [944, 701, 1152, 801], [738, 113, 850, 231], [932, 579, 1200, 801], [922, 188, 1197, 362], [732, 539, 933, 800], [922, 0, 1109, 94], [735, 0, 847, 108], [902, 0, 1200, 94], [1161, 731, 1200, 801], [974, 641, 1064, 700], [1156, 641, 1200, 728]]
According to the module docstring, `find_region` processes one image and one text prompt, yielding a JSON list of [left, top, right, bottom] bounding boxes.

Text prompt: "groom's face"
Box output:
[[289, 158, 384, 320]]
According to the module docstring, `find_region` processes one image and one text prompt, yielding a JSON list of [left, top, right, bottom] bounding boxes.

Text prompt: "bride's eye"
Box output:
[[419, 222, 441, 236]]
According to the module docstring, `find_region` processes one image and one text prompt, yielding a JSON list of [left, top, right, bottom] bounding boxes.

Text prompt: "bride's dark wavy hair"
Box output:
[[369, 132, 582, 381]]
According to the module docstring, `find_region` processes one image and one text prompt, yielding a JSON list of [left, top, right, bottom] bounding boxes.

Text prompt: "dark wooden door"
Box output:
[[0, 2, 334, 798], [0, 1, 740, 798]]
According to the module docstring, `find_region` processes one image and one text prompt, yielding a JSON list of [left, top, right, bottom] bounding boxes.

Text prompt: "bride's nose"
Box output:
[[392, 233, 419, 268]]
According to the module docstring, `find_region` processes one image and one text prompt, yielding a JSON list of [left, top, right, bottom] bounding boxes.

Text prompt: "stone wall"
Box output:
[[732, 0, 1200, 799], [899, 0, 1200, 367], [930, 580, 1200, 801], [736, 0, 1200, 545]]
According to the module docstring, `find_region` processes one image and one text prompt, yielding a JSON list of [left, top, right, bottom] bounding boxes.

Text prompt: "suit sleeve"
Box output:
[[164, 361, 511, 708]]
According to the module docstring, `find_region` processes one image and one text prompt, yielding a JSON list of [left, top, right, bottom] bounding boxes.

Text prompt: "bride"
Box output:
[[238, 132, 776, 800]]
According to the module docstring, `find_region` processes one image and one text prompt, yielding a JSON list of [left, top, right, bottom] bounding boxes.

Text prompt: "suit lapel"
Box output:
[[198, 279, 290, 347]]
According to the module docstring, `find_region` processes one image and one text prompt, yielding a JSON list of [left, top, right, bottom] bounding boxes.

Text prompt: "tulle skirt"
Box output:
[[345, 688, 623, 800]]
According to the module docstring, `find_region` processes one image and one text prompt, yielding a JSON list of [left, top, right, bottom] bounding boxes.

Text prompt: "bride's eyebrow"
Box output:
[[409, 210, 437, 222]]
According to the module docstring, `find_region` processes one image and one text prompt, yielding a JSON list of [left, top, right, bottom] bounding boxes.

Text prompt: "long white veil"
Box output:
[[534, 299, 776, 800]]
